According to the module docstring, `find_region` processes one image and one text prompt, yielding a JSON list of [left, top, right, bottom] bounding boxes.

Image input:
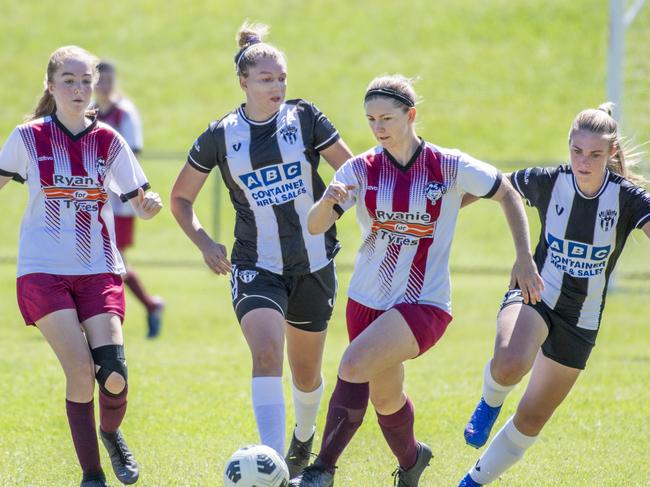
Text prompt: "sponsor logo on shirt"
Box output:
[[598, 209, 617, 231], [424, 181, 446, 204], [372, 210, 435, 246], [37, 156, 54, 162], [238, 161, 306, 207], [43, 174, 107, 211], [546, 232, 611, 277]]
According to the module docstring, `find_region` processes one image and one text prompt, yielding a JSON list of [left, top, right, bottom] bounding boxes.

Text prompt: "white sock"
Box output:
[[292, 379, 324, 442], [252, 376, 286, 455], [482, 360, 515, 407], [469, 416, 538, 484]]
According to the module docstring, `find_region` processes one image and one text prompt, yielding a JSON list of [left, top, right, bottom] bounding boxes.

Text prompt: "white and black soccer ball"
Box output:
[[223, 445, 289, 487]]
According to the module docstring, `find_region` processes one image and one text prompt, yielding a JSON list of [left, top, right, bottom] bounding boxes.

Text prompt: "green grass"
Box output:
[[1, 1, 650, 486]]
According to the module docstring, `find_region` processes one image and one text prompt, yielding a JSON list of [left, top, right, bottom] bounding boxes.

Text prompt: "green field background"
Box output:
[[1, 1, 649, 486]]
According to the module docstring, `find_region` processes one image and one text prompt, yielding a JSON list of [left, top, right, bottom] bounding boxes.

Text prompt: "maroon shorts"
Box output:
[[114, 215, 135, 250], [16, 273, 126, 326], [346, 299, 453, 356]]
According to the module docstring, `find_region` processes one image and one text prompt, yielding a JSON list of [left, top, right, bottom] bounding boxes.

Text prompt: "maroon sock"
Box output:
[[376, 396, 418, 470], [124, 271, 155, 310], [99, 385, 128, 434], [317, 377, 369, 471], [65, 399, 103, 475]]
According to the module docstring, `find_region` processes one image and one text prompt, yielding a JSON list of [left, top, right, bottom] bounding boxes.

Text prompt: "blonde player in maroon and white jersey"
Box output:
[[95, 59, 164, 339], [0, 46, 162, 487], [290, 75, 543, 487]]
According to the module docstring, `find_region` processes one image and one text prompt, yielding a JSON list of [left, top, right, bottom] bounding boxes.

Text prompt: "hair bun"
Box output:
[[597, 102, 615, 117]]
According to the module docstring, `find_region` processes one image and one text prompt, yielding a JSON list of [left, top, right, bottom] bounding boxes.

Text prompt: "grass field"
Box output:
[[1, 1, 650, 486]]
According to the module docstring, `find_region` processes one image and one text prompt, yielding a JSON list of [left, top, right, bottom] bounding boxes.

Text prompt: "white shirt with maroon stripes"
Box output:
[[0, 115, 149, 277], [333, 141, 500, 313]]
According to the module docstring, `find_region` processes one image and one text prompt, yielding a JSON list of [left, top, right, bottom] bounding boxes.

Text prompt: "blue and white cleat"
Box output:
[[458, 473, 483, 487], [464, 397, 502, 448]]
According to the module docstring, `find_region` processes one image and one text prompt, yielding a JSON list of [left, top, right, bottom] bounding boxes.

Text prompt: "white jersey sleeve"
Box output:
[[0, 127, 29, 182], [117, 99, 144, 151], [331, 157, 361, 212], [105, 135, 149, 202], [456, 153, 501, 198]]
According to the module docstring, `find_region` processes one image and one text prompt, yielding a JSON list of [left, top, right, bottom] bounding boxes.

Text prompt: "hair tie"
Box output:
[[364, 88, 415, 107], [597, 106, 613, 117], [234, 37, 262, 70]]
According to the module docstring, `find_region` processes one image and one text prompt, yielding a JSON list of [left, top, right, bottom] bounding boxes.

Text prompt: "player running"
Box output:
[[0, 46, 162, 487], [95, 59, 164, 338], [170, 22, 352, 477], [459, 103, 650, 486], [290, 74, 542, 487]]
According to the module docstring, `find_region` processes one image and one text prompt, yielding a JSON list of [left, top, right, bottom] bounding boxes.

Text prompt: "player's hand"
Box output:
[[137, 188, 163, 218], [509, 254, 543, 305], [322, 182, 356, 206], [200, 240, 231, 275]]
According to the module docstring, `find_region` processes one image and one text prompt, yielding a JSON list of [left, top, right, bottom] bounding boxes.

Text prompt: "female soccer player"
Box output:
[[95, 60, 164, 338], [0, 46, 162, 487], [458, 104, 650, 486], [290, 75, 543, 487], [170, 22, 352, 477]]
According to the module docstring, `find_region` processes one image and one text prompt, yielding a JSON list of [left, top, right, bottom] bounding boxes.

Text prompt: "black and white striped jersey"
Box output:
[[187, 99, 341, 275], [511, 165, 650, 330]]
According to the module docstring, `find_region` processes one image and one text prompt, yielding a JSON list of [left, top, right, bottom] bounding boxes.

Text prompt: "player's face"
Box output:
[[570, 129, 616, 192], [48, 58, 94, 116], [95, 68, 115, 101], [241, 57, 287, 117], [365, 98, 414, 150]]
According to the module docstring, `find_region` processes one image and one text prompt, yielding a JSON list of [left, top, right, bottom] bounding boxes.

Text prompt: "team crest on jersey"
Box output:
[[96, 157, 107, 179], [424, 181, 446, 204], [599, 209, 617, 231], [280, 125, 298, 145], [239, 270, 258, 283]]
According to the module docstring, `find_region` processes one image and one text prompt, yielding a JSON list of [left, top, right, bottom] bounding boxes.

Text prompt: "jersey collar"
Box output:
[[571, 167, 610, 200], [51, 113, 98, 141], [237, 104, 282, 126], [383, 138, 425, 172]]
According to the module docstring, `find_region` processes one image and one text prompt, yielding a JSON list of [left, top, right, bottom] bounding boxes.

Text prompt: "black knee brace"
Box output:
[[91, 344, 128, 393]]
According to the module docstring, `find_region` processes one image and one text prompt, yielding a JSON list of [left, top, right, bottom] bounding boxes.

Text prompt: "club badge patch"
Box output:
[[425, 181, 446, 204], [239, 270, 258, 283], [599, 209, 617, 231]]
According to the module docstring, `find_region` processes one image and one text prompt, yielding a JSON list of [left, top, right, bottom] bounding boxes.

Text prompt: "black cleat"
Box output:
[[99, 428, 139, 485], [285, 432, 315, 478], [80, 470, 109, 487], [288, 459, 335, 487], [391, 442, 433, 487]]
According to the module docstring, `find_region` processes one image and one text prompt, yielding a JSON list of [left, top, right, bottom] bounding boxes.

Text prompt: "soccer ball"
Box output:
[[224, 445, 290, 487]]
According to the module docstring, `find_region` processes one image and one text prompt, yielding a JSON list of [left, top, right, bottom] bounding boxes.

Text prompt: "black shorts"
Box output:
[[230, 262, 337, 332], [499, 289, 598, 370]]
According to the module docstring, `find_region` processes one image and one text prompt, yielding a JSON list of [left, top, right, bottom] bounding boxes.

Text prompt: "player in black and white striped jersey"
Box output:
[[170, 22, 352, 477], [459, 103, 650, 486]]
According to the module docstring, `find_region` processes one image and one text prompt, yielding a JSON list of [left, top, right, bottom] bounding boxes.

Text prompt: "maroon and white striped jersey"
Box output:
[[97, 98, 143, 217], [0, 114, 149, 277], [333, 140, 501, 312]]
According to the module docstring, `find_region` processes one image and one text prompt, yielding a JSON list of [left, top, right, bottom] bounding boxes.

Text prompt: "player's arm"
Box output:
[[489, 177, 543, 304], [461, 172, 512, 208], [308, 181, 356, 234], [0, 175, 12, 191], [170, 163, 231, 275], [128, 187, 162, 219], [320, 139, 353, 170]]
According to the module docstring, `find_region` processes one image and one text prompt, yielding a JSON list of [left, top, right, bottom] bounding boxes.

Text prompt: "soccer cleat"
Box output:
[[80, 471, 109, 487], [458, 473, 483, 486], [285, 431, 315, 479], [288, 459, 335, 487], [464, 398, 502, 448], [146, 297, 165, 338], [99, 428, 139, 485], [391, 442, 433, 487]]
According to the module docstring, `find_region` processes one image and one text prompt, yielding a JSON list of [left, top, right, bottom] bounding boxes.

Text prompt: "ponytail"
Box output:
[[27, 88, 57, 121]]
